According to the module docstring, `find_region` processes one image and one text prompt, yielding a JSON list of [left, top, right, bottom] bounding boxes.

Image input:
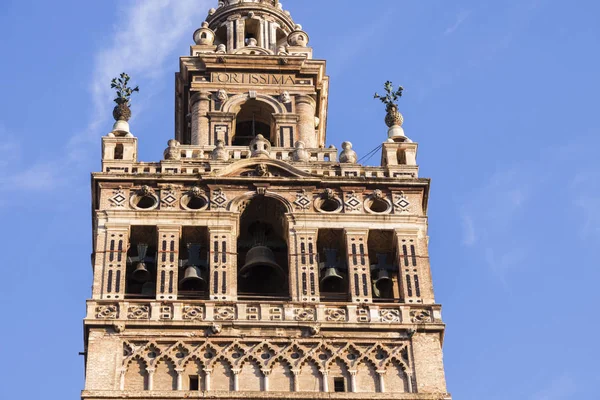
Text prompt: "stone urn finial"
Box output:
[[339, 141, 357, 164], [249, 134, 272, 158], [374, 81, 408, 141], [110, 73, 139, 136], [163, 139, 181, 160], [211, 140, 229, 161], [292, 141, 310, 162]]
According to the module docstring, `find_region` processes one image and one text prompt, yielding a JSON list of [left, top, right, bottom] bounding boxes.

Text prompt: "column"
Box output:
[[394, 230, 433, 303], [100, 226, 129, 300], [349, 370, 357, 393], [262, 369, 271, 392], [232, 369, 240, 391], [322, 371, 329, 392], [344, 229, 373, 303], [147, 368, 155, 391], [289, 228, 320, 302], [190, 91, 211, 145], [208, 227, 237, 301], [296, 95, 317, 148], [204, 368, 212, 391], [156, 226, 180, 300], [292, 370, 300, 392], [377, 370, 386, 393], [119, 368, 126, 390], [176, 368, 184, 390]]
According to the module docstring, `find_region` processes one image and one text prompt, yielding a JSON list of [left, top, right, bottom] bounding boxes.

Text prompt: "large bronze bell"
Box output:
[[132, 262, 151, 283], [372, 254, 393, 298], [319, 248, 345, 293], [239, 245, 286, 295], [180, 265, 208, 292]]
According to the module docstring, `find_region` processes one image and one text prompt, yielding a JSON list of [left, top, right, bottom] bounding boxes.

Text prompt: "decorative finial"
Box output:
[[110, 73, 139, 136], [339, 141, 357, 164], [374, 81, 408, 141]]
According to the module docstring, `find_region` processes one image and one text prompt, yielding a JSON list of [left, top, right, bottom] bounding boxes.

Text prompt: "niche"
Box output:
[[126, 226, 157, 299], [368, 230, 398, 301], [178, 227, 209, 300], [233, 100, 274, 146], [317, 229, 348, 301], [237, 196, 289, 300]]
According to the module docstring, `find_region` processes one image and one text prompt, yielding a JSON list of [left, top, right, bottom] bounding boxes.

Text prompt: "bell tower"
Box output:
[[84, 1, 452, 400]]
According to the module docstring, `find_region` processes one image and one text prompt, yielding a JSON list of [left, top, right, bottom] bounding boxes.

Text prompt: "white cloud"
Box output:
[[1, 0, 209, 195], [444, 10, 472, 36]]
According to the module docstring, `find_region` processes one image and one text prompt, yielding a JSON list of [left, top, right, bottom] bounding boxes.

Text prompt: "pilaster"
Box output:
[[208, 226, 237, 300], [344, 229, 373, 303], [289, 228, 319, 302], [156, 226, 180, 300]]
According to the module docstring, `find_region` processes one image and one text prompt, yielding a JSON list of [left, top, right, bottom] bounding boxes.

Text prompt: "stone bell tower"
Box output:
[[83, 1, 452, 400]]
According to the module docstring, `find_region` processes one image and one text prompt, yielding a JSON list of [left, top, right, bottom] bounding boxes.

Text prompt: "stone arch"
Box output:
[[182, 357, 205, 391], [356, 358, 379, 393], [327, 358, 350, 393], [270, 358, 294, 392], [211, 357, 234, 391], [222, 94, 286, 115], [298, 358, 321, 392], [125, 356, 148, 391], [238, 357, 263, 391], [385, 358, 410, 393], [154, 357, 177, 391]]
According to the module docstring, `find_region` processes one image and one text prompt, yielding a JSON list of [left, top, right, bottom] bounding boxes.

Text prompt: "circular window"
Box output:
[[204, 352, 214, 359], [130, 188, 159, 210], [315, 197, 342, 213], [261, 353, 271, 360], [136, 195, 157, 209], [365, 197, 392, 214], [181, 194, 209, 211], [291, 352, 300, 360]]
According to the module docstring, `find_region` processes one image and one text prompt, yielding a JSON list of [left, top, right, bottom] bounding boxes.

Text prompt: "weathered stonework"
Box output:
[[83, 1, 452, 400]]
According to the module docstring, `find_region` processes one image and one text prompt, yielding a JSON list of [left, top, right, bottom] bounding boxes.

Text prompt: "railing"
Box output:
[[88, 299, 442, 325]]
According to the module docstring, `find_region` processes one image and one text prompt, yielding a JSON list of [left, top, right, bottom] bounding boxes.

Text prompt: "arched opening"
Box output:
[[126, 226, 157, 299], [233, 99, 274, 146], [368, 230, 398, 302], [275, 28, 287, 50], [214, 25, 227, 47], [178, 227, 209, 300], [318, 229, 348, 302], [244, 18, 260, 46], [237, 196, 289, 300], [114, 143, 124, 160]]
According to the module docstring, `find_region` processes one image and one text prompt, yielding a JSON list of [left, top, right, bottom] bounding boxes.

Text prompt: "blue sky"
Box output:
[[0, 0, 599, 399]]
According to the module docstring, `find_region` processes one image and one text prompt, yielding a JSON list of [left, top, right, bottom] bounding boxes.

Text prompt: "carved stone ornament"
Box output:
[[279, 91, 292, 103], [339, 141, 357, 164], [325, 308, 346, 322], [410, 310, 433, 324], [216, 44, 226, 53], [96, 305, 118, 319], [215, 306, 235, 321], [294, 308, 316, 322], [373, 189, 384, 200], [211, 139, 229, 161], [292, 141, 310, 162], [182, 305, 204, 321], [344, 191, 362, 212], [139, 185, 153, 196], [216, 89, 229, 102], [379, 309, 401, 323], [161, 188, 178, 208], [211, 189, 228, 210], [385, 104, 404, 128], [255, 163, 272, 177], [163, 139, 181, 160], [109, 188, 127, 208], [323, 188, 335, 201], [249, 134, 272, 158], [293, 189, 312, 211], [127, 305, 150, 320], [394, 191, 411, 213], [211, 323, 223, 334]]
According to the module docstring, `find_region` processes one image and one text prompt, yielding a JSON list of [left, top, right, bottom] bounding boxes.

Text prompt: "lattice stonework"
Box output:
[[102, 229, 129, 300], [157, 227, 180, 300], [209, 228, 235, 300], [291, 230, 319, 302], [395, 233, 423, 304], [345, 230, 373, 303]]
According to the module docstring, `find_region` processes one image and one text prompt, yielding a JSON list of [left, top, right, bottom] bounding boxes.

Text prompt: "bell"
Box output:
[[141, 281, 156, 297], [320, 267, 345, 293], [239, 246, 286, 280], [373, 269, 393, 298], [132, 262, 151, 283], [180, 265, 208, 292]]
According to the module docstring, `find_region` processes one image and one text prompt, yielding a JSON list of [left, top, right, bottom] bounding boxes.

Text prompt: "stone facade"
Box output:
[[83, 1, 452, 399]]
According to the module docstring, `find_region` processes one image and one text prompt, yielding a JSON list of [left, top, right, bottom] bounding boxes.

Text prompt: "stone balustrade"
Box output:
[[88, 300, 442, 326]]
